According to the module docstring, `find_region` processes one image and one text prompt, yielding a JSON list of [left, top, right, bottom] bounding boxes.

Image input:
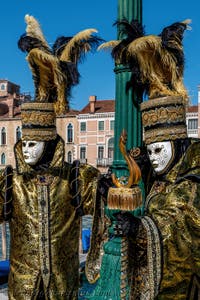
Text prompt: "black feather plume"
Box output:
[[18, 34, 51, 53], [52, 36, 72, 57], [112, 19, 145, 65], [160, 22, 187, 68], [69, 36, 104, 64]]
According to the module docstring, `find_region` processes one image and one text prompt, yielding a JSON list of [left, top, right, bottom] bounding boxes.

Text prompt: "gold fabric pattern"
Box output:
[[140, 96, 187, 144], [141, 216, 161, 299], [0, 136, 99, 300], [21, 128, 57, 141], [21, 111, 55, 126], [21, 101, 57, 141], [142, 105, 185, 127], [145, 141, 200, 299], [144, 125, 187, 145], [36, 176, 54, 289]]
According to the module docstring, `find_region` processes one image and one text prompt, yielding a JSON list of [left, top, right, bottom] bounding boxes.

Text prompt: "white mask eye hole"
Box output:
[[147, 149, 152, 155], [28, 142, 37, 148], [155, 147, 162, 154]]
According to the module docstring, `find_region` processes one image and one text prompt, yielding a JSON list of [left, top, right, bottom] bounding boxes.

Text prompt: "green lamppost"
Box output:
[[112, 0, 143, 178]]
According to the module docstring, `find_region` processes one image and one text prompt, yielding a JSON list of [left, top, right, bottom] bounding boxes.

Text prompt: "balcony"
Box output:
[[80, 158, 87, 164], [187, 129, 198, 137], [96, 158, 113, 167]]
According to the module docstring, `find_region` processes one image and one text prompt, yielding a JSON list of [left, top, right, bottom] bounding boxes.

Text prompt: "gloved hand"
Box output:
[[113, 211, 140, 237], [97, 172, 113, 200]]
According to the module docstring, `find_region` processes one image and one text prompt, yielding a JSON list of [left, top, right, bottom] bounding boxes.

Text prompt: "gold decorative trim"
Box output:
[[140, 96, 186, 111], [141, 216, 161, 299], [37, 181, 51, 288], [21, 111, 56, 126], [144, 125, 187, 145], [107, 187, 142, 211], [21, 102, 55, 111], [120, 237, 129, 300], [22, 128, 57, 141], [142, 105, 185, 127]]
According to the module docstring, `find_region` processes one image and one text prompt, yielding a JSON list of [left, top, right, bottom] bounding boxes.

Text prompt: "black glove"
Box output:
[[113, 211, 140, 237], [97, 172, 113, 200]]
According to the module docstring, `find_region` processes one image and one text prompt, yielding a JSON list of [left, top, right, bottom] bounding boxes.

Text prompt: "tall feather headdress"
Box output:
[[98, 18, 191, 101], [99, 18, 191, 145], [18, 14, 103, 116], [18, 14, 103, 141]]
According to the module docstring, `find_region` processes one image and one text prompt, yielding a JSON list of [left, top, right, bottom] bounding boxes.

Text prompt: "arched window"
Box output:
[[16, 126, 21, 142], [1, 153, 5, 165], [67, 123, 73, 143], [108, 137, 114, 159], [1, 84, 5, 91], [67, 151, 72, 163], [1, 127, 6, 145]]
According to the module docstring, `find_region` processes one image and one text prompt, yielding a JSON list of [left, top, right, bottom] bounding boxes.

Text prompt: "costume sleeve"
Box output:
[[79, 164, 100, 215], [148, 178, 200, 297]]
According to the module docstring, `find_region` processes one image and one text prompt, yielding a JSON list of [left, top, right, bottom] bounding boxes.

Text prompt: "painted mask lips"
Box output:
[[152, 163, 158, 168]]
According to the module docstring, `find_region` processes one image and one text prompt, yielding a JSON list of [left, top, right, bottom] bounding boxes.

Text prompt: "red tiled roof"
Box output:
[[65, 109, 80, 116], [186, 105, 198, 113], [80, 100, 115, 114]]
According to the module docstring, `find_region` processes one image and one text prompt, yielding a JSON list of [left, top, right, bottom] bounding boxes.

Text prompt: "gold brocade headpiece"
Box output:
[[18, 14, 102, 141], [21, 102, 57, 141], [140, 96, 187, 145]]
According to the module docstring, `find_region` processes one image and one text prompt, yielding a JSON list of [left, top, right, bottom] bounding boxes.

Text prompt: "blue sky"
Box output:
[[0, 0, 199, 109]]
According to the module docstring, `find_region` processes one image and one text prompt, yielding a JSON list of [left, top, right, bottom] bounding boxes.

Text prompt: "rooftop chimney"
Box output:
[[89, 95, 97, 113]]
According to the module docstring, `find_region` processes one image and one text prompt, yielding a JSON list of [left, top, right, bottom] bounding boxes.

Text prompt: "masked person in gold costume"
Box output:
[[86, 102, 200, 300], [0, 14, 105, 300], [87, 18, 200, 299], [128, 96, 200, 299]]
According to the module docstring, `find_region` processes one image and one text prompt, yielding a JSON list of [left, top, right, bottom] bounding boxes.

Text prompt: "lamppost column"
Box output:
[[112, 0, 143, 178]]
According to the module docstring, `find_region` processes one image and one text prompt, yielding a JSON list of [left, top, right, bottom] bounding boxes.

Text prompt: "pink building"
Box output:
[[77, 95, 115, 173], [0, 80, 199, 174]]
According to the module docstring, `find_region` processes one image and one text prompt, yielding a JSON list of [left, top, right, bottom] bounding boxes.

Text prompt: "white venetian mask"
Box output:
[[22, 140, 45, 166], [147, 141, 173, 174]]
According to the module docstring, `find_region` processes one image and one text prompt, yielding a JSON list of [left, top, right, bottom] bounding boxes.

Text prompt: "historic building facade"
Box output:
[[0, 80, 199, 173], [77, 96, 115, 172]]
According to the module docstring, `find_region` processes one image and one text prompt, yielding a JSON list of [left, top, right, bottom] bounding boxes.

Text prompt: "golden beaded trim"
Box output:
[[144, 125, 187, 144], [142, 105, 185, 127]]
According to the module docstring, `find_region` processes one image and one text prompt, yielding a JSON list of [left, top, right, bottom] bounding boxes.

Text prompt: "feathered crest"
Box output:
[[98, 40, 120, 51], [24, 14, 50, 52], [98, 18, 191, 101], [18, 15, 102, 115], [53, 29, 103, 64]]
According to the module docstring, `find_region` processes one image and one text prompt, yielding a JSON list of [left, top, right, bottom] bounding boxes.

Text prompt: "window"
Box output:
[[1, 84, 5, 91], [108, 138, 114, 159], [98, 121, 104, 131], [1, 153, 5, 165], [80, 122, 86, 132], [67, 151, 72, 163], [16, 126, 21, 142], [80, 147, 86, 159], [188, 119, 198, 130], [98, 146, 104, 159], [110, 120, 114, 131], [1, 127, 6, 145], [67, 123, 73, 143]]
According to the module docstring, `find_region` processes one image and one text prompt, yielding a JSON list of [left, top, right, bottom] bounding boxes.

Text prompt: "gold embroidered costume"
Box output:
[[4, 13, 103, 300], [143, 140, 200, 299], [0, 136, 99, 299]]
